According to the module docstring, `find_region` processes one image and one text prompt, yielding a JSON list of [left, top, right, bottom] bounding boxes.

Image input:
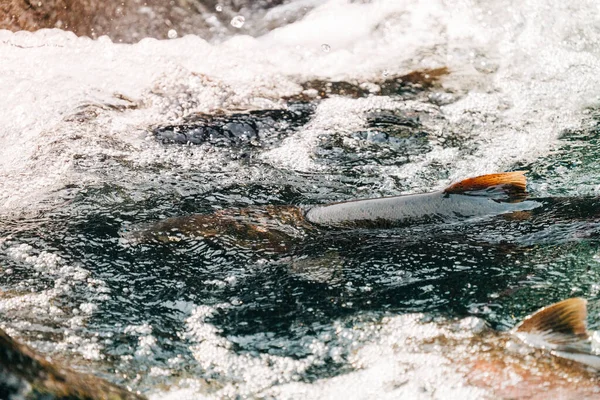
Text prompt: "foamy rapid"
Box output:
[[152, 308, 488, 400], [0, 238, 109, 360], [2, 0, 599, 213]]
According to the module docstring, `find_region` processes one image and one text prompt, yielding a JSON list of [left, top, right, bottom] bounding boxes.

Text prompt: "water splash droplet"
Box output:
[[167, 29, 178, 39], [321, 43, 331, 53], [231, 16, 245, 28], [382, 69, 390, 77], [215, 4, 223, 12]]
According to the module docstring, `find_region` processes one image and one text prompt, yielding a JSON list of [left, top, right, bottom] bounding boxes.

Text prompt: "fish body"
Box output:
[[306, 171, 531, 227], [465, 298, 600, 398], [551, 351, 600, 370], [305, 190, 540, 228], [125, 171, 552, 248]]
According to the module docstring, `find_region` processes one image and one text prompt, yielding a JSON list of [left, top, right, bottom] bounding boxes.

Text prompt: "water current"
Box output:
[[3, 0, 600, 398]]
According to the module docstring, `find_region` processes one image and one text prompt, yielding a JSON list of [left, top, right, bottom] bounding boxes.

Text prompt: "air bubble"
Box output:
[[167, 29, 178, 39], [321, 43, 331, 53], [230, 16, 245, 28]]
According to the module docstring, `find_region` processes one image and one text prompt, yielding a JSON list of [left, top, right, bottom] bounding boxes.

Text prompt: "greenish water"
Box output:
[[3, 116, 600, 396]]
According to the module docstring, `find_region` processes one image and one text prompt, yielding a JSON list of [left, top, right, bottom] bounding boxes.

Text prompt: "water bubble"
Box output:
[[321, 43, 331, 53], [382, 69, 390, 77], [167, 29, 178, 39], [215, 4, 223, 12], [230, 16, 245, 28]]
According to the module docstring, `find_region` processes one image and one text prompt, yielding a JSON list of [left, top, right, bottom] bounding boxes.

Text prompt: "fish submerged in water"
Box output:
[[511, 297, 600, 370], [126, 171, 540, 249], [463, 297, 600, 398], [305, 171, 535, 228]]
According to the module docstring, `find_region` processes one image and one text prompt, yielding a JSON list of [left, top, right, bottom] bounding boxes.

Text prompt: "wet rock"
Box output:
[[316, 107, 431, 170], [151, 68, 447, 150], [298, 80, 371, 99], [378, 67, 450, 96], [0, 0, 296, 43], [153, 102, 314, 147], [0, 327, 144, 399], [290, 67, 450, 101], [366, 111, 422, 138]]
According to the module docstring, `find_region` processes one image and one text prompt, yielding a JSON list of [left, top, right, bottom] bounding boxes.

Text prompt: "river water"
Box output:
[[2, 0, 600, 398]]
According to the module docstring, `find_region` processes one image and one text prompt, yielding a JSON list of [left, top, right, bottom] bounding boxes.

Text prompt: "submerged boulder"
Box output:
[[0, 328, 145, 400], [153, 102, 314, 148]]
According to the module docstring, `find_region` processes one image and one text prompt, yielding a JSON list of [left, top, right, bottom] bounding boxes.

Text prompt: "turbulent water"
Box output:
[[3, 0, 600, 398]]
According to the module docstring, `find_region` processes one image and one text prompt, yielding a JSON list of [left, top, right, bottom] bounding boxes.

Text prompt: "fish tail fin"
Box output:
[[444, 171, 527, 197], [514, 298, 588, 339]]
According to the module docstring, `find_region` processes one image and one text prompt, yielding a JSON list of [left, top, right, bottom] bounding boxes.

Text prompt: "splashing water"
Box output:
[[230, 16, 246, 28]]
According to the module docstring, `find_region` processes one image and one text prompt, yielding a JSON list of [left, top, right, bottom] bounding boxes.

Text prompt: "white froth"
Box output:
[[262, 96, 388, 171], [149, 306, 489, 399], [1, 239, 108, 361], [272, 315, 487, 400], [2, 0, 600, 209], [182, 304, 317, 397]]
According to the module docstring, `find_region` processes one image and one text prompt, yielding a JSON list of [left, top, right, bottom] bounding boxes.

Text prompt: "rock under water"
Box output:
[[153, 102, 315, 148], [0, 327, 145, 400]]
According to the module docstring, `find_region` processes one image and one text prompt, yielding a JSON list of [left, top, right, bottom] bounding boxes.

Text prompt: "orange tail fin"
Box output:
[[444, 171, 527, 196], [514, 297, 588, 338]]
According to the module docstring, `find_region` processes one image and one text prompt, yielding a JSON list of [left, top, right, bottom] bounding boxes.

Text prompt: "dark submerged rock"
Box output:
[[298, 80, 371, 99], [315, 108, 431, 171], [153, 102, 314, 147], [378, 67, 449, 96], [366, 111, 422, 137], [0, 328, 145, 400], [152, 68, 448, 149]]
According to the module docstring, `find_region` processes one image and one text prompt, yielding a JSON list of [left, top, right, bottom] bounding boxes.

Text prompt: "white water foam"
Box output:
[[2, 0, 598, 214], [261, 0, 600, 190], [0, 239, 109, 360], [150, 306, 489, 399]]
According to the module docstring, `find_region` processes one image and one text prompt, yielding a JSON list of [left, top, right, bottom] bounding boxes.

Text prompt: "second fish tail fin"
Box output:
[[513, 297, 589, 345], [443, 171, 527, 198]]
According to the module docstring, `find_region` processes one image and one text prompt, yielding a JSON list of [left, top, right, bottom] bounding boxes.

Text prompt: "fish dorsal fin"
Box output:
[[514, 298, 588, 341], [444, 171, 527, 196]]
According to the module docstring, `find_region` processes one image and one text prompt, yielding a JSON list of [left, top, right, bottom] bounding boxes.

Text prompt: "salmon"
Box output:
[[126, 171, 542, 250], [512, 297, 600, 369], [465, 298, 600, 398], [305, 171, 536, 228]]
